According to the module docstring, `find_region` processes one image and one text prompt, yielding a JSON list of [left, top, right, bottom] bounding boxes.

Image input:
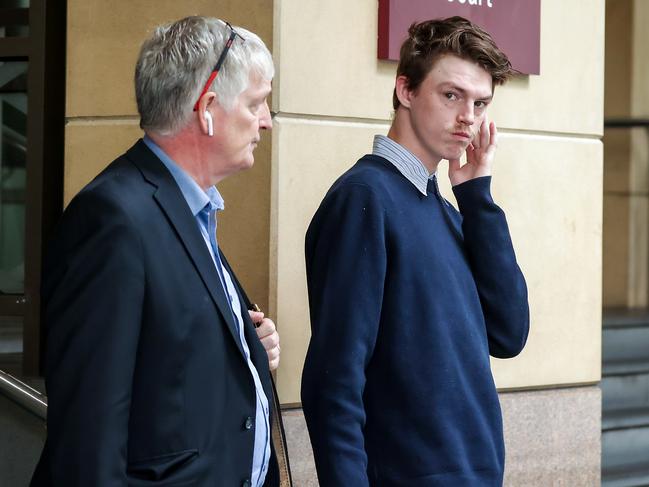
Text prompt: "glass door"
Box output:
[[0, 0, 65, 379]]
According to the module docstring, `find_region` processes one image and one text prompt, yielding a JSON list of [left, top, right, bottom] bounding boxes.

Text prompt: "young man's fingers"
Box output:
[[489, 121, 498, 148], [465, 146, 478, 165], [480, 115, 490, 149]]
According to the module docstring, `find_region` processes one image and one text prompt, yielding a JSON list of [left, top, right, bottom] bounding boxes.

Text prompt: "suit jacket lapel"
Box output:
[[220, 254, 274, 395], [221, 253, 294, 486], [125, 140, 245, 358]]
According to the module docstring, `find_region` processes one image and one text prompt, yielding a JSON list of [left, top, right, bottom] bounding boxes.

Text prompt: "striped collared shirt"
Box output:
[[372, 134, 435, 196]]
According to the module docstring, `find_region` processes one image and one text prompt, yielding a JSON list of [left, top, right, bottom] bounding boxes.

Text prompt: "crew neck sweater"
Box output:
[[302, 154, 529, 486]]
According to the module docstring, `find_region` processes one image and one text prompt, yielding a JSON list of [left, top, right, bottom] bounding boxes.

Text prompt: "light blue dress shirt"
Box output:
[[143, 136, 270, 486]]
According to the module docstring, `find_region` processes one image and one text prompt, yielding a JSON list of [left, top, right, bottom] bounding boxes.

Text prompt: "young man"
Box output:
[[31, 17, 284, 487], [302, 16, 530, 486]]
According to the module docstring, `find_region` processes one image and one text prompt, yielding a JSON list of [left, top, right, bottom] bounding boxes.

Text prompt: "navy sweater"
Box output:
[[302, 155, 529, 486]]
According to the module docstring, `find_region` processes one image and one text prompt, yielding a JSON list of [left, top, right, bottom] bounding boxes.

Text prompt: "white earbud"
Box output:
[[204, 111, 213, 137]]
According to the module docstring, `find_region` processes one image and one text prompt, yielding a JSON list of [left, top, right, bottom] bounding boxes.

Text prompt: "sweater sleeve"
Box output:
[[301, 183, 386, 487], [452, 176, 529, 358]]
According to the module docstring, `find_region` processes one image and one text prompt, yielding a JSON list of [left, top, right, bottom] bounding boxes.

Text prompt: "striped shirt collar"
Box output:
[[372, 134, 435, 196]]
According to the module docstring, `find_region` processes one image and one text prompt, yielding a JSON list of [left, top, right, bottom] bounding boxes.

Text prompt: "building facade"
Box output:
[[2, 0, 621, 485]]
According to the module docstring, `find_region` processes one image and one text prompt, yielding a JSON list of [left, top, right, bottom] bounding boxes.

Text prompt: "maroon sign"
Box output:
[[378, 0, 541, 75]]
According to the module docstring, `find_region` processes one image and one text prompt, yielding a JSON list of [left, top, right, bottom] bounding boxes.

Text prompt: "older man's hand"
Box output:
[[249, 310, 281, 371]]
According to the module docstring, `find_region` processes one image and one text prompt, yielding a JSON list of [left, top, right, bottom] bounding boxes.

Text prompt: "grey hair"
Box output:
[[135, 16, 274, 135]]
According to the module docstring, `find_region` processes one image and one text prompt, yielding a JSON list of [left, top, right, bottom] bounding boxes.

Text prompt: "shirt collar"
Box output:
[[372, 134, 435, 196], [143, 135, 224, 215]]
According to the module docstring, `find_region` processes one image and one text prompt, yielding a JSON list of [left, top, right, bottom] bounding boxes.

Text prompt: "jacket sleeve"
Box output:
[[41, 188, 145, 486], [452, 176, 530, 358], [301, 183, 386, 487]]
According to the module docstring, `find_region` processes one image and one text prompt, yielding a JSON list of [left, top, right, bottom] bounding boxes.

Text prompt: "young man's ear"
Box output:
[[394, 75, 414, 109]]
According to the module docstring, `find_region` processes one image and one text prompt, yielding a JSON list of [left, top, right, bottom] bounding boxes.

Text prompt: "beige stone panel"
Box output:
[[64, 120, 143, 205], [271, 116, 390, 403], [627, 194, 649, 308], [479, 0, 604, 137], [629, 127, 649, 194], [64, 120, 272, 313], [603, 128, 631, 194], [429, 142, 607, 385], [494, 137, 601, 386], [271, 118, 602, 403], [633, 0, 649, 117], [602, 193, 630, 308], [437, 133, 603, 387], [275, 0, 604, 136], [67, 0, 273, 118], [605, 0, 632, 117], [272, 0, 395, 120]]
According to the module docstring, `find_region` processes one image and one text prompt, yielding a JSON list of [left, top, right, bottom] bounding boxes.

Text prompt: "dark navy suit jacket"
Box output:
[[30, 140, 279, 486]]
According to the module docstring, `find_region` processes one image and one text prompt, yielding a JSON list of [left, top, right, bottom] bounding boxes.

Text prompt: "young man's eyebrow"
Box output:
[[439, 82, 493, 101]]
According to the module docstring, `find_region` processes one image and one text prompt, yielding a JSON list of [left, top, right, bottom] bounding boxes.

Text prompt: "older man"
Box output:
[[31, 16, 283, 487], [302, 16, 529, 486]]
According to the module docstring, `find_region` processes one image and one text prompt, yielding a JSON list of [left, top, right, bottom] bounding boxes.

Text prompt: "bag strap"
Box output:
[[220, 252, 294, 487]]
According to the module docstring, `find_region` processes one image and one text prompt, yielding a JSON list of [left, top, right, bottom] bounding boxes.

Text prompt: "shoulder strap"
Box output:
[[219, 252, 294, 487]]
